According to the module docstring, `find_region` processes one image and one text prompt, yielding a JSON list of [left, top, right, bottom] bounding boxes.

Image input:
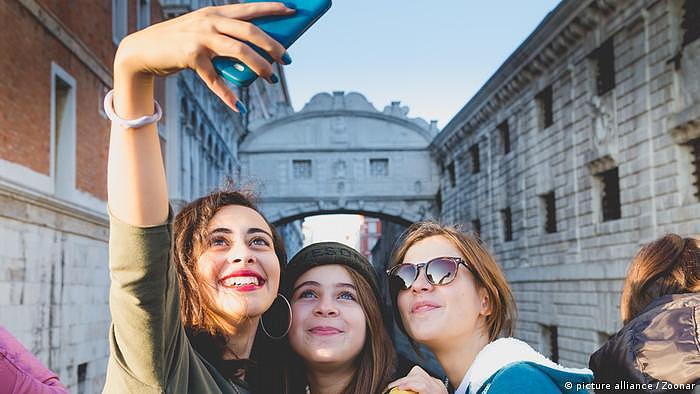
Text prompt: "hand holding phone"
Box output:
[[213, 0, 332, 87]]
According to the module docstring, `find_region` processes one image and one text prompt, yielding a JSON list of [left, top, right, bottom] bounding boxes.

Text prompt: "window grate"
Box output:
[[447, 162, 456, 187], [690, 138, 700, 200], [536, 86, 553, 129], [470, 144, 480, 173], [292, 160, 312, 179], [549, 326, 559, 363], [498, 120, 511, 154], [593, 38, 615, 95], [543, 191, 557, 233], [472, 219, 481, 239], [600, 167, 621, 221], [683, 0, 700, 46], [501, 207, 513, 241], [77, 363, 87, 394], [370, 158, 389, 176]]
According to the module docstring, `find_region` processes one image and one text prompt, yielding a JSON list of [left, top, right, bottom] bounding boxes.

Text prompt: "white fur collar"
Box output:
[[454, 337, 593, 394]]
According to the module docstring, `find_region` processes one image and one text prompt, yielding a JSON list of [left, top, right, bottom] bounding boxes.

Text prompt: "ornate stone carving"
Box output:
[[330, 116, 349, 144], [588, 95, 619, 159], [241, 92, 439, 225], [333, 160, 347, 178]]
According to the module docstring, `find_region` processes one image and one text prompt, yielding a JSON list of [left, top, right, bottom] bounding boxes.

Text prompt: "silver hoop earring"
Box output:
[[260, 293, 292, 339]]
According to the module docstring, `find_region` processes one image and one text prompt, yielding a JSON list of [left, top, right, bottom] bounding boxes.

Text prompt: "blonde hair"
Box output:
[[388, 221, 516, 342]]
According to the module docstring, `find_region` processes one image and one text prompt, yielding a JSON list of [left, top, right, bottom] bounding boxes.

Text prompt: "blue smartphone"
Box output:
[[213, 0, 332, 88]]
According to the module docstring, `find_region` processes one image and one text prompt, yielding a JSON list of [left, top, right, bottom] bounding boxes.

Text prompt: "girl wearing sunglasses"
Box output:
[[385, 222, 593, 394]]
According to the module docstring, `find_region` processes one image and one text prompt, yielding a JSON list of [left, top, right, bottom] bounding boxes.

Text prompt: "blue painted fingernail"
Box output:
[[235, 100, 247, 115], [283, 2, 296, 9], [281, 51, 292, 65], [270, 73, 279, 84]]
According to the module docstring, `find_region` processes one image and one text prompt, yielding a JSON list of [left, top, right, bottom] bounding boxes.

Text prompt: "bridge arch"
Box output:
[[239, 91, 441, 226]]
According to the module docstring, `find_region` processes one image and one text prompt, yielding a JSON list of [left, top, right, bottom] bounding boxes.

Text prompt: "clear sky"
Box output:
[[284, 0, 561, 128], [302, 214, 365, 248]]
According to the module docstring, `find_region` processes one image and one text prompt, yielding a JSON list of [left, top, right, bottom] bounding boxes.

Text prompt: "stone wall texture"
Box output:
[[432, 0, 700, 368]]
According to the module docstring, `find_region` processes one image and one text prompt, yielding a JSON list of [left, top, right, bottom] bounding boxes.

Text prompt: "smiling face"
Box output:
[[195, 204, 280, 320], [397, 235, 490, 349], [288, 264, 367, 369]]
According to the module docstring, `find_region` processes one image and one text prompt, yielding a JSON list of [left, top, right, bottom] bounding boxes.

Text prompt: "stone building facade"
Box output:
[[0, 1, 290, 392], [239, 91, 441, 226], [0, 2, 164, 391], [432, 0, 700, 368]]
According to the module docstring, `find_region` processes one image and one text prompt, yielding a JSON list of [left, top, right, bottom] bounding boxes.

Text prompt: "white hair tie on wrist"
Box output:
[[103, 89, 162, 129]]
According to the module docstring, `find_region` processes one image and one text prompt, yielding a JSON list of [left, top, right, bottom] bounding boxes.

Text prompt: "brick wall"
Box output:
[[0, 2, 163, 392]]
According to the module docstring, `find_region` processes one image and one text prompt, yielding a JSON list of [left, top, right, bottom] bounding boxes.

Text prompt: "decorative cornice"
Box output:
[[668, 106, 700, 144], [240, 147, 428, 154], [586, 154, 617, 175], [18, 0, 113, 87], [433, 0, 625, 152], [178, 77, 237, 166], [241, 108, 437, 151], [250, 91, 438, 136], [0, 179, 108, 241]]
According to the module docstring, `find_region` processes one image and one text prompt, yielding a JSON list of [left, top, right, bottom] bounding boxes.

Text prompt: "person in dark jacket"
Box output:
[[589, 234, 700, 393]]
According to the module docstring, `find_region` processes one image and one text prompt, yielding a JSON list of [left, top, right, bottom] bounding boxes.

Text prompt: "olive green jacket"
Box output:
[[103, 212, 249, 393]]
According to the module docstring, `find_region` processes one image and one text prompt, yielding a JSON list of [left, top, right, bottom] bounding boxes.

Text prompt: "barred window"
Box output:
[[498, 120, 511, 154], [370, 158, 389, 176], [501, 207, 513, 242], [77, 363, 88, 394], [689, 138, 700, 200], [471, 219, 481, 239], [542, 191, 557, 233], [540, 325, 559, 364], [599, 167, 621, 221], [682, 0, 700, 46], [470, 144, 480, 173], [447, 162, 456, 187], [593, 38, 615, 95], [536, 86, 553, 129], [293, 160, 312, 179]]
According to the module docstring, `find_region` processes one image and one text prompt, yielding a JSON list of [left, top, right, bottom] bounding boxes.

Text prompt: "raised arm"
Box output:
[[104, 4, 295, 391], [107, 2, 293, 226]]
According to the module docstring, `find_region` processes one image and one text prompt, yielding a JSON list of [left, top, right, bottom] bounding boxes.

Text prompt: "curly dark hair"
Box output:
[[172, 185, 288, 391]]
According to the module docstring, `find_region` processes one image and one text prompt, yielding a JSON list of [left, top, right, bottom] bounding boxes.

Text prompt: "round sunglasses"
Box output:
[[386, 256, 470, 290]]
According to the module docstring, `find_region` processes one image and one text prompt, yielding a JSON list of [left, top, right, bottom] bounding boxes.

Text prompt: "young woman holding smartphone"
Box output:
[[104, 3, 295, 392]]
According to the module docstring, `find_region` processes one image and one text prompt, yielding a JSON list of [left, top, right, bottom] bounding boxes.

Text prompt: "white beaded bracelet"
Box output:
[[103, 89, 162, 129]]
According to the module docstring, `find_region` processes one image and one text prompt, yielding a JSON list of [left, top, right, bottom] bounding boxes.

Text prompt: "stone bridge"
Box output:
[[239, 91, 441, 226]]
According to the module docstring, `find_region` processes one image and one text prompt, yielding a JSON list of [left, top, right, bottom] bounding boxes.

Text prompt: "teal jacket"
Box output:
[[454, 338, 593, 394]]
